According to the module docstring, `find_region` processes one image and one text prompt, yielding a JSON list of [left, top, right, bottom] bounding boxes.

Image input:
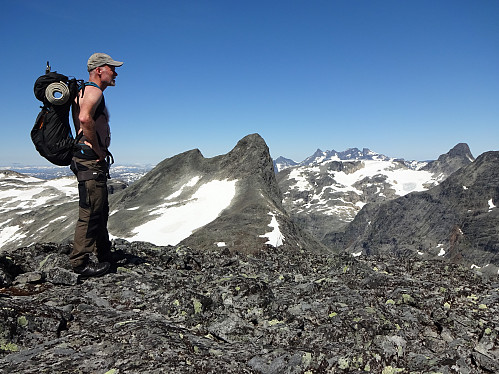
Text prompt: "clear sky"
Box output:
[[1, 0, 498, 166]]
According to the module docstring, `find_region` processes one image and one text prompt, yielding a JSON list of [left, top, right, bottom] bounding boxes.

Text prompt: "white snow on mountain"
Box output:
[[0, 174, 78, 213], [329, 160, 435, 196], [0, 176, 78, 215], [0, 223, 25, 249], [259, 212, 284, 247], [0, 168, 240, 249], [0, 173, 79, 248], [165, 176, 201, 200], [121, 179, 237, 246]]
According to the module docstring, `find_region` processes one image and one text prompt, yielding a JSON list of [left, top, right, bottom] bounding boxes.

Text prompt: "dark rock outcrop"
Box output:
[[1, 242, 498, 373]]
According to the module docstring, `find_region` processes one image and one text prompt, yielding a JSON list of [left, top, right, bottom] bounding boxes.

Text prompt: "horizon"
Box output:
[[0, 137, 479, 169], [2, 1, 498, 166]]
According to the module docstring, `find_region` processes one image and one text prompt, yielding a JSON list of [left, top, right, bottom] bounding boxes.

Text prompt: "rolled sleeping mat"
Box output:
[[45, 81, 70, 105]]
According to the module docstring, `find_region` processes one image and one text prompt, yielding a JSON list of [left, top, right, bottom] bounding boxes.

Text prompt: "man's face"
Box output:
[[99, 65, 118, 86]]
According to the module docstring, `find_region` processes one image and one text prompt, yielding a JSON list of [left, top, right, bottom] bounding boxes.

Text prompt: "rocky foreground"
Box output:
[[1, 242, 498, 373]]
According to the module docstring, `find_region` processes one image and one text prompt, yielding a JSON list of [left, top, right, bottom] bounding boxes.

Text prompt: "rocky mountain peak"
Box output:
[[447, 142, 473, 158], [107, 133, 325, 254], [223, 133, 272, 172], [300, 148, 325, 165], [422, 143, 474, 179]]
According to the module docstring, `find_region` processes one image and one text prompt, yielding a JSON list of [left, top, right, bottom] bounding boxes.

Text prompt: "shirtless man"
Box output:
[[70, 53, 123, 278]]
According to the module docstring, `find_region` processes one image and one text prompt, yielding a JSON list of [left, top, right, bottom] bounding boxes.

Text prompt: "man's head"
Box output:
[[87, 53, 123, 88], [87, 53, 123, 72]]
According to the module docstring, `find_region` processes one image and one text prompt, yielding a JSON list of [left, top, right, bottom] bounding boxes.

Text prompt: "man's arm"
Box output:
[[78, 86, 106, 161]]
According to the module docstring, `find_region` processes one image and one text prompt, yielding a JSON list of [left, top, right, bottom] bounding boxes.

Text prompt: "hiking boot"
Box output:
[[73, 261, 110, 278], [98, 250, 129, 265]]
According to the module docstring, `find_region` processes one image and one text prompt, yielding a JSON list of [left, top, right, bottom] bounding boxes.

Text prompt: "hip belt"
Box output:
[[70, 159, 110, 182]]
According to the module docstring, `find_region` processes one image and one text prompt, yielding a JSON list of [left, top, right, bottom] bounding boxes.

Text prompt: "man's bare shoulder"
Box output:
[[78, 85, 103, 109]]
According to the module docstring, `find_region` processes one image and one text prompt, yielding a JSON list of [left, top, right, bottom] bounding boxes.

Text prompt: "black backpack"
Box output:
[[31, 63, 84, 166]]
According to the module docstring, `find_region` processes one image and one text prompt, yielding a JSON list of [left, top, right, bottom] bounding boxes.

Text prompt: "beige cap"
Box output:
[[87, 53, 124, 72]]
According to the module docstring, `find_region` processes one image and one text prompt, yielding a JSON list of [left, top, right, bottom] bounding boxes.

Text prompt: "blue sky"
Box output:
[[1, 0, 498, 165]]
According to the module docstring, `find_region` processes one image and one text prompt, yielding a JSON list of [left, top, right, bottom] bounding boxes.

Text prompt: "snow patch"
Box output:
[[0, 177, 78, 214], [0, 225, 26, 247], [44, 177, 78, 197], [166, 176, 201, 200], [288, 168, 313, 192], [123, 179, 237, 246], [259, 212, 284, 247], [488, 199, 496, 211], [355, 201, 366, 210], [437, 244, 446, 257], [49, 216, 67, 223], [331, 160, 435, 196]]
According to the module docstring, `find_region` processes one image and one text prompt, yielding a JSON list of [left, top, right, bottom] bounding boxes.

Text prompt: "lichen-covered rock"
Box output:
[[0, 241, 498, 373]]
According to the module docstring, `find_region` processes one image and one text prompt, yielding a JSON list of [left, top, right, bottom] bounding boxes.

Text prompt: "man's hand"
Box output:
[[83, 140, 106, 161]]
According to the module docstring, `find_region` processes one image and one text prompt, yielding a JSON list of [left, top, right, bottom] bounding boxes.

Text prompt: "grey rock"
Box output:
[[1, 242, 498, 373], [13, 272, 43, 285], [45, 267, 79, 286]]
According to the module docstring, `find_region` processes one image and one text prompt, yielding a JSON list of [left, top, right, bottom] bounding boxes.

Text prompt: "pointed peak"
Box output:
[[447, 143, 474, 160]]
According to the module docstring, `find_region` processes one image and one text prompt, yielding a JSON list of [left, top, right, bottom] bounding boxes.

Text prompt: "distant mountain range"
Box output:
[[274, 147, 395, 172], [0, 164, 153, 184], [275, 143, 475, 242], [273, 141, 498, 270], [274, 143, 474, 173], [0, 135, 497, 272]]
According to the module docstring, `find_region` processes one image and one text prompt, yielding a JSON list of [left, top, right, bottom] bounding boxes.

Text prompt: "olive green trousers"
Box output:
[[69, 159, 112, 268]]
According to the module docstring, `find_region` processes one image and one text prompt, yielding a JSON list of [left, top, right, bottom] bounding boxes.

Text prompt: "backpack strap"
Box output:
[[77, 81, 102, 102], [83, 82, 102, 90]]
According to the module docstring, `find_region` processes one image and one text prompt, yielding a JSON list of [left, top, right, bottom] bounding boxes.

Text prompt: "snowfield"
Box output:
[[0, 174, 78, 249], [122, 179, 238, 246]]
